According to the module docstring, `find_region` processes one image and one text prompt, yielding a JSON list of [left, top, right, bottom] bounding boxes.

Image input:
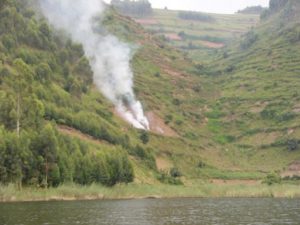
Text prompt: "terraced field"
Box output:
[[133, 9, 259, 61]]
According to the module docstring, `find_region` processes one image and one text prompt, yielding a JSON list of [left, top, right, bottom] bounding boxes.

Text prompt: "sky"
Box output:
[[103, 0, 269, 14]]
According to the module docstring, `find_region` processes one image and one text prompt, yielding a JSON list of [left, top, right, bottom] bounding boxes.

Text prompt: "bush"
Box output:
[[129, 145, 156, 170], [287, 139, 299, 151], [240, 30, 258, 50], [262, 172, 281, 185], [139, 130, 149, 144], [197, 160, 206, 168], [170, 167, 182, 178], [157, 170, 183, 185]]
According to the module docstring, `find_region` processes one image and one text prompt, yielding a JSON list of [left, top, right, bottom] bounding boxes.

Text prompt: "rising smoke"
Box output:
[[39, 0, 149, 130]]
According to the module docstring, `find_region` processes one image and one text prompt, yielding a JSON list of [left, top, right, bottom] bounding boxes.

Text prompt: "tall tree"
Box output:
[[11, 59, 33, 137]]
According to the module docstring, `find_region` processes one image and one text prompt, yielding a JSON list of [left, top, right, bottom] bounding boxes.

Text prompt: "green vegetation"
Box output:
[[1, 182, 300, 202], [1, 0, 300, 200], [133, 8, 259, 61], [237, 6, 266, 14], [177, 11, 215, 22], [111, 0, 152, 17], [0, 0, 135, 188], [262, 172, 282, 185]]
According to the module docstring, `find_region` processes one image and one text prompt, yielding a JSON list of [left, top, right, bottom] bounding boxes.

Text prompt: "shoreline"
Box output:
[[1, 182, 300, 203]]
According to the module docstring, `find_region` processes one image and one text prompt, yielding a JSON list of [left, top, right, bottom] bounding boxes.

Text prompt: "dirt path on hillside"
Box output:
[[58, 125, 109, 146]]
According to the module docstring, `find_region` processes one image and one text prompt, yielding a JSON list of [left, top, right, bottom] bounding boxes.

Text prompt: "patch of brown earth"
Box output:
[[134, 18, 158, 25], [199, 40, 224, 48], [58, 125, 109, 145], [211, 179, 260, 185], [164, 33, 182, 41], [146, 111, 179, 137], [240, 131, 281, 146], [292, 104, 300, 113], [156, 157, 173, 171], [281, 161, 300, 177], [249, 101, 269, 113]]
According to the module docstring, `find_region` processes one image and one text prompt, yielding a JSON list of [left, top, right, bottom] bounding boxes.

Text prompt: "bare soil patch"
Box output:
[[58, 125, 108, 145], [199, 40, 224, 48], [281, 161, 300, 177], [134, 18, 158, 25], [164, 33, 182, 41], [240, 131, 281, 146], [249, 101, 268, 113], [146, 111, 179, 137], [156, 157, 173, 171]]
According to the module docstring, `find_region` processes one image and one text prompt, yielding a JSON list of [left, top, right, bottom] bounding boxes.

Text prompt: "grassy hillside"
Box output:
[[131, 9, 259, 62], [192, 0, 300, 171], [0, 0, 300, 194]]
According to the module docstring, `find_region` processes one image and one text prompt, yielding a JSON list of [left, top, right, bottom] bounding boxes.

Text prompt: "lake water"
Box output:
[[0, 198, 300, 225]]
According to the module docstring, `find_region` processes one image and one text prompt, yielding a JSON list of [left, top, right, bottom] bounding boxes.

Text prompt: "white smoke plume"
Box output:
[[39, 0, 149, 130]]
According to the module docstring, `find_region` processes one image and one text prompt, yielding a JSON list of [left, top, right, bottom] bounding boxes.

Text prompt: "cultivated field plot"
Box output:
[[134, 9, 259, 61]]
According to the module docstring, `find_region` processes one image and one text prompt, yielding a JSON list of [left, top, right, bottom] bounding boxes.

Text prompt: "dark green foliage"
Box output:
[[237, 6, 265, 14], [262, 172, 281, 185], [139, 130, 149, 144], [284, 24, 300, 43], [178, 11, 214, 22], [157, 170, 183, 185], [0, 124, 135, 187], [172, 98, 181, 106], [111, 0, 152, 17], [0, 1, 135, 188], [170, 167, 181, 178], [129, 145, 156, 170], [287, 139, 299, 151], [240, 30, 258, 50], [260, 108, 276, 120], [269, 0, 289, 11], [261, 0, 289, 20], [197, 160, 206, 168], [164, 114, 173, 124]]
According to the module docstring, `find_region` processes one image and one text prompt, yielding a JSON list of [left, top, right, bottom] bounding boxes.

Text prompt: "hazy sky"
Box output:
[[103, 0, 270, 14]]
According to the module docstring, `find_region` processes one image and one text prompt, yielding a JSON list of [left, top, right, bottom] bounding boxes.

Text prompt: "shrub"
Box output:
[[197, 160, 206, 168], [129, 145, 156, 170], [262, 172, 281, 185], [287, 139, 299, 151], [240, 30, 258, 50], [170, 167, 182, 178], [164, 114, 173, 124], [139, 130, 149, 144], [157, 170, 183, 185]]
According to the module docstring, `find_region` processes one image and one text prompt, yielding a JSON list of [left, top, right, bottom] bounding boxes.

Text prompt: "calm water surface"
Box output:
[[0, 198, 300, 225]]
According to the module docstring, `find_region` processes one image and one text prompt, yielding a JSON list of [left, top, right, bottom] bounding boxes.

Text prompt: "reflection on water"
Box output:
[[1, 198, 300, 225]]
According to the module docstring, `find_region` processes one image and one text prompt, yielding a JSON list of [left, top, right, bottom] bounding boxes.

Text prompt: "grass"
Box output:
[[1, 182, 300, 202], [133, 9, 259, 61]]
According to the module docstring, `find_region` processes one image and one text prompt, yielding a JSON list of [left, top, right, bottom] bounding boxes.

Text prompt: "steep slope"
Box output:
[[195, 0, 300, 173], [1, 0, 300, 190], [0, 0, 219, 187], [0, 0, 143, 187]]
